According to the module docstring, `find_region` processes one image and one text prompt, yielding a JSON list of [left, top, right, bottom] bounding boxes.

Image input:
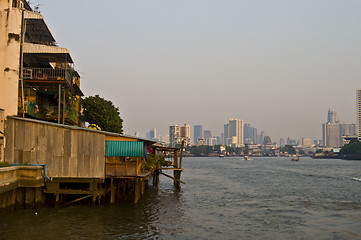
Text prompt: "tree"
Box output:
[[279, 145, 296, 155], [82, 95, 123, 134], [340, 141, 361, 159]]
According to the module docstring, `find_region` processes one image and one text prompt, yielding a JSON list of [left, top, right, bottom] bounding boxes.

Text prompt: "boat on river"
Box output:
[[291, 157, 299, 161]]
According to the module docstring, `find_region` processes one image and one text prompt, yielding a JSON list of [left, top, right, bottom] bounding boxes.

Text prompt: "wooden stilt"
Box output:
[[110, 177, 115, 204], [153, 170, 160, 189], [55, 193, 60, 207]]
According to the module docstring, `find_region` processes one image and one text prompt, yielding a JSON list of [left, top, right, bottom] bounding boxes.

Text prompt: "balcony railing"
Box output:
[[23, 68, 72, 86]]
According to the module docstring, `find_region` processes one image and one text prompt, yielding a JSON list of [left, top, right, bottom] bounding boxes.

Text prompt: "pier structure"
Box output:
[[0, 116, 182, 211], [152, 142, 185, 190]]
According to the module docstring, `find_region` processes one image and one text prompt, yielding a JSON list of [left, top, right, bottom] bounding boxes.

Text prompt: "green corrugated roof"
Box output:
[[106, 141, 144, 157]]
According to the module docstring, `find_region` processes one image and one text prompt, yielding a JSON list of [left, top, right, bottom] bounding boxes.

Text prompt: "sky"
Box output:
[[32, 0, 361, 141]]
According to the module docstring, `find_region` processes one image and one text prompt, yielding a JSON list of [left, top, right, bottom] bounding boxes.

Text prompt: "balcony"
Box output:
[[19, 99, 79, 125], [23, 68, 72, 86]]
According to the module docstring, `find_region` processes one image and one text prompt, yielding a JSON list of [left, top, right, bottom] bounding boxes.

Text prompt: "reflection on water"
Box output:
[[1, 157, 361, 239]]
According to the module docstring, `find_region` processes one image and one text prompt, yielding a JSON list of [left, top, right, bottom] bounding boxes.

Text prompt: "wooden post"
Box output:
[[58, 85, 61, 123], [179, 140, 185, 169], [173, 170, 181, 189], [91, 180, 97, 206], [110, 177, 115, 204], [55, 192, 60, 207], [134, 179, 140, 204], [174, 150, 178, 168], [153, 170, 159, 189]]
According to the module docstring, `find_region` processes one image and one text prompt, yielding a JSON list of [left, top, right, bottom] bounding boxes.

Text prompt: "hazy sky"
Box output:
[[33, 0, 361, 141]]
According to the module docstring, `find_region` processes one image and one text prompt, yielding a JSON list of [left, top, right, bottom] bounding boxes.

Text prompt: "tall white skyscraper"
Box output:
[[357, 89, 361, 137], [224, 118, 244, 147]]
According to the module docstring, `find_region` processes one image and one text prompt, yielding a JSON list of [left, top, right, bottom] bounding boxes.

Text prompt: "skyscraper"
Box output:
[[194, 125, 203, 144], [327, 109, 338, 123], [224, 118, 244, 147], [149, 128, 157, 140], [169, 125, 181, 146], [203, 130, 212, 140], [357, 89, 361, 137], [169, 124, 190, 146], [322, 109, 349, 147]]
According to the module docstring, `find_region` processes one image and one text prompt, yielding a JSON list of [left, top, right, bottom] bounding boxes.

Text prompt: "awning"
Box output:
[[23, 43, 73, 63], [106, 141, 144, 157]]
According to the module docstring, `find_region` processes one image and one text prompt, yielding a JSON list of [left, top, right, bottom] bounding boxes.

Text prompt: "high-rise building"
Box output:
[[322, 109, 355, 147], [323, 122, 340, 147], [327, 109, 338, 123], [134, 131, 140, 137], [194, 125, 203, 144], [149, 128, 157, 140], [244, 123, 258, 144], [169, 124, 190, 146], [259, 131, 265, 146], [300, 138, 312, 146], [279, 138, 285, 147], [357, 89, 361, 137], [169, 125, 181, 146], [203, 130, 212, 140], [181, 124, 190, 141], [206, 137, 217, 146], [224, 118, 244, 147]]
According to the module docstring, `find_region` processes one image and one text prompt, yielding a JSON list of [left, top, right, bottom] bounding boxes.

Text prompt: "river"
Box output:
[[1, 157, 361, 239]]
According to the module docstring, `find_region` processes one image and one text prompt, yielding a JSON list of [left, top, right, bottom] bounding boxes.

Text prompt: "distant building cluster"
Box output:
[[135, 89, 361, 151]]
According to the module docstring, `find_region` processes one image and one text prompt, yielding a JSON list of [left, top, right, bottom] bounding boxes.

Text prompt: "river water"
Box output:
[[1, 157, 361, 239]]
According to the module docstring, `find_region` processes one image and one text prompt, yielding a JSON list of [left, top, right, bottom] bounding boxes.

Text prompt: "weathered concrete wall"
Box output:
[[0, 165, 45, 213], [5, 117, 106, 178], [0, 0, 22, 118]]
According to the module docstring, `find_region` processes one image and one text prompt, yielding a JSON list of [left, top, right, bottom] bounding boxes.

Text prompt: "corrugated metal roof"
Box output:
[[106, 141, 144, 157]]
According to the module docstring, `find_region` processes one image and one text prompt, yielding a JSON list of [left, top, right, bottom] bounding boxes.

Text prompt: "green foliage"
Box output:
[[82, 95, 123, 134], [340, 141, 361, 159], [0, 162, 10, 168], [145, 154, 165, 171], [279, 145, 296, 155], [188, 145, 214, 156], [316, 149, 323, 153]]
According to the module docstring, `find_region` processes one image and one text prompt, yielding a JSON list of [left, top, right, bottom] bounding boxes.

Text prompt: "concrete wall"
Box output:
[[5, 117, 106, 178], [0, 165, 45, 213]]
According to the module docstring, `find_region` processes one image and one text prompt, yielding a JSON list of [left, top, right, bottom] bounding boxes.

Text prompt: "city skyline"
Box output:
[[31, 1, 361, 140]]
